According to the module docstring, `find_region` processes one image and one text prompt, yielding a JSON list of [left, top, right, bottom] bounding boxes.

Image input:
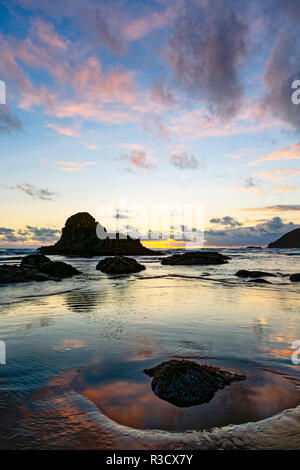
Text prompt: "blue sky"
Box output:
[[1, 0, 300, 247]]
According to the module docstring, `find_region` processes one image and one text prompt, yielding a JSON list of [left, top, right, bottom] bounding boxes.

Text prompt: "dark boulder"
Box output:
[[39, 212, 159, 256], [246, 246, 262, 249], [144, 359, 245, 407], [268, 228, 300, 248], [248, 278, 272, 284], [0, 265, 50, 284], [290, 273, 300, 282], [21, 254, 80, 278], [0, 254, 80, 285], [96, 256, 146, 274], [235, 270, 276, 278], [161, 251, 230, 266]]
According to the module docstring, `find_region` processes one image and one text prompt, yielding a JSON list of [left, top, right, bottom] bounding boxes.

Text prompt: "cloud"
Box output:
[[0, 105, 22, 133], [0, 227, 26, 243], [210, 216, 242, 227], [249, 143, 300, 166], [271, 186, 298, 192], [47, 123, 80, 138], [7, 183, 58, 200], [170, 152, 202, 170], [34, 19, 67, 50], [256, 169, 300, 181], [18, 225, 61, 243], [241, 205, 300, 212], [122, 150, 156, 171], [150, 77, 177, 107], [166, 0, 249, 117], [0, 225, 61, 245], [205, 217, 299, 247], [54, 161, 98, 172]]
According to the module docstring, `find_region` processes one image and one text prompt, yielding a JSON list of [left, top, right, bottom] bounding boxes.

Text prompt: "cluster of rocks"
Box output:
[[0, 254, 80, 284], [235, 269, 300, 284], [144, 359, 246, 407]]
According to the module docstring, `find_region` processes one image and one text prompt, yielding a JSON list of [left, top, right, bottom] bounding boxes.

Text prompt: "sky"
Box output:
[[1, 0, 300, 248]]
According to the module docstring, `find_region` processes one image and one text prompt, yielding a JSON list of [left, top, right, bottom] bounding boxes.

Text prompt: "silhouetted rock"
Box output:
[[246, 246, 262, 249], [96, 256, 146, 274], [39, 212, 159, 256], [144, 359, 246, 407], [0, 254, 80, 285], [161, 251, 230, 266], [21, 254, 80, 278], [235, 270, 276, 278], [248, 278, 272, 284], [290, 273, 300, 282], [268, 228, 300, 248]]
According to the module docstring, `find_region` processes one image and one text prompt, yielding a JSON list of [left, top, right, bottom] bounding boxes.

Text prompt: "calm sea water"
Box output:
[[0, 248, 299, 449]]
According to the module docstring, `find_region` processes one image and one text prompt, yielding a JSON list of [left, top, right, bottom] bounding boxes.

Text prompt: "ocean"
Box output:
[[0, 248, 299, 449]]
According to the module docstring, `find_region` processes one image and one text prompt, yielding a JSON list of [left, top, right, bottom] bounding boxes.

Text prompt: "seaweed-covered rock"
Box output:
[[0, 254, 80, 285], [235, 270, 276, 278], [40, 212, 159, 256], [290, 273, 300, 282], [144, 359, 246, 407], [96, 256, 146, 274], [161, 251, 230, 266]]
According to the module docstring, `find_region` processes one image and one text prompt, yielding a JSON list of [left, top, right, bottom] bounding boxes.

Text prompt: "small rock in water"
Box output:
[[161, 251, 230, 266], [248, 278, 272, 284], [290, 273, 300, 282], [144, 359, 246, 407], [96, 256, 146, 274], [235, 270, 276, 278]]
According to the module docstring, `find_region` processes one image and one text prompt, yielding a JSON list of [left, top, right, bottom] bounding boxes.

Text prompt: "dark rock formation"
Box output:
[[268, 228, 300, 248], [144, 359, 245, 407], [96, 256, 146, 274], [246, 246, 262, 249], [235, 270, 276, 278], [39, 212, 159, 256], [0, 254, 80, 285], [290, 273, 300, 282], [248, 279, 272, 284], [161, 251, 230, 266], [21, 254, 80, 278]]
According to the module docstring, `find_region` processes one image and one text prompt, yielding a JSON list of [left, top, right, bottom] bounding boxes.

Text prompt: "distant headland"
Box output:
[[268, 228, 300, 248]]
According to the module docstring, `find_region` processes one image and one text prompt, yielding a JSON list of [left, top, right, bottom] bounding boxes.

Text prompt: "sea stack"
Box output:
[[39, 212, 159, 256], [268, 228, 300, 248]]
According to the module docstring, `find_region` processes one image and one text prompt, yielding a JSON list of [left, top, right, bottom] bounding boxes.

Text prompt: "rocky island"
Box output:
[[268, 228, 300, 248], [39, 212, 159, 256]]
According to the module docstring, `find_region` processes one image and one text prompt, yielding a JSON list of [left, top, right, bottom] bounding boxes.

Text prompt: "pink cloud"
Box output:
[[256, 169, 300, 181], [54, 161, 98, 172], [34, 19, 67, 50], [122, 6, 174, 41], [47, 122, 80, 137], [122, 150, 156, 171], [249, 142, 300, 166]]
